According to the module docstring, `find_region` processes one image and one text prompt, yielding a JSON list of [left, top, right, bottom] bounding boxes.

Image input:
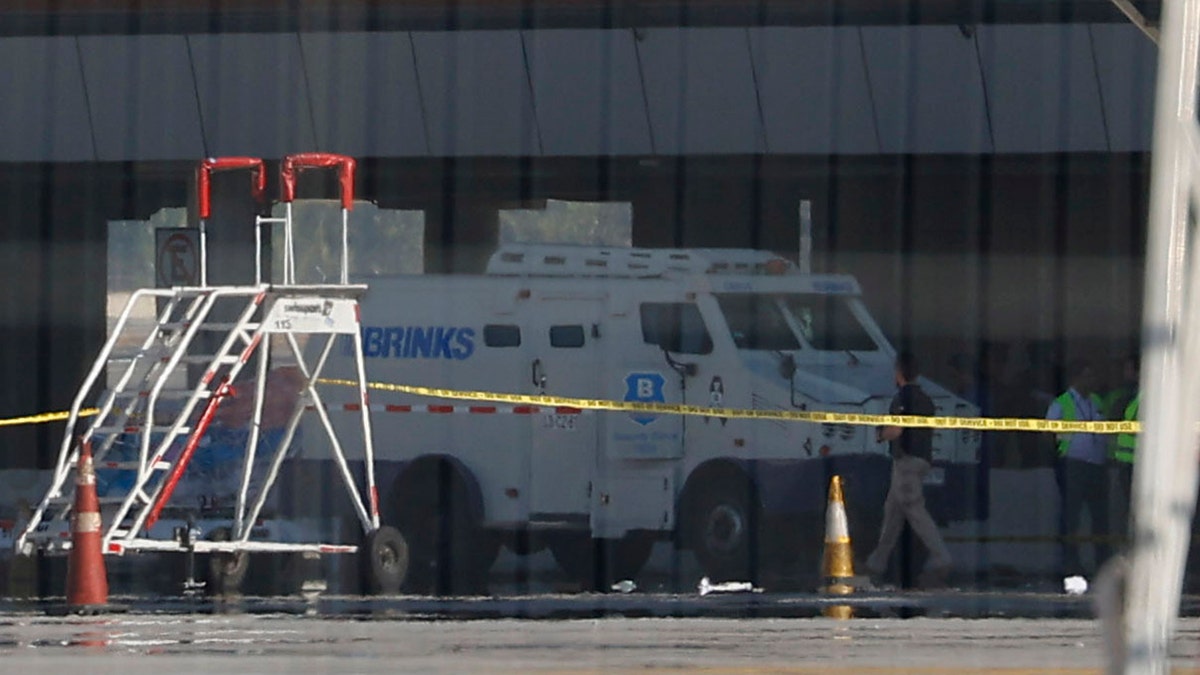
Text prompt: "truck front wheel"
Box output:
[[687, 481, 757, 583]]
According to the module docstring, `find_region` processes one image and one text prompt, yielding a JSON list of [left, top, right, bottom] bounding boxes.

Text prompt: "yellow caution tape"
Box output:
[[1, 381, 1140, 435], [317, 378, 1140, 435], [0, 408, 99, 428]]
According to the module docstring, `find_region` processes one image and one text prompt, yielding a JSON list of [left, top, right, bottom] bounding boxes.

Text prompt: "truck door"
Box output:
[[603, 302, 690, 462], [526, 297, 603, 526], [592, 300, 716, 538]]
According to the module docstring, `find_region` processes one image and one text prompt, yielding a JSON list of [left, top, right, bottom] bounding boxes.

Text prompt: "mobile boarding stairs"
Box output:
[[14, 154, 404, 594]]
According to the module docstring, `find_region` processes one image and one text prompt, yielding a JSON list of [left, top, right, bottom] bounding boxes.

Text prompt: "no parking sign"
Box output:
[[155, 228, 200, 287]]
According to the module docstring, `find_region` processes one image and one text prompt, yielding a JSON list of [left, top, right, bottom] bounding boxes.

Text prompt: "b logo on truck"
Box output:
[[624, 372, 665, 426]]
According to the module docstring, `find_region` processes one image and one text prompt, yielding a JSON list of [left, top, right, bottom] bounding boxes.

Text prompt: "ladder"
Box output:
[[16, 153, 384, 567], [18, 285, 267, 552]]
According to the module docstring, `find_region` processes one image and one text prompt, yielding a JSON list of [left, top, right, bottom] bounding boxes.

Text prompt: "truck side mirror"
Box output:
[[778, 354, 797, 380]]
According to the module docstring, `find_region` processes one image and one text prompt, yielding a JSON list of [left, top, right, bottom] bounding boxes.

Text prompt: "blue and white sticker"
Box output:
[[624, 372, 665, 426]]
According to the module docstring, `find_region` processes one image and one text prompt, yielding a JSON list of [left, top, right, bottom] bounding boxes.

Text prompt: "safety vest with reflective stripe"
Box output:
[[1054, 390, 1106, 457], [1114, 395, 1139, 464]]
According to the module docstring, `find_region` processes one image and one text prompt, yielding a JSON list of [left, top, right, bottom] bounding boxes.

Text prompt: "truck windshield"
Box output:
[[781, 295, 878, 351], [715, 293, 878, 352], [714, 294, 800, 350]]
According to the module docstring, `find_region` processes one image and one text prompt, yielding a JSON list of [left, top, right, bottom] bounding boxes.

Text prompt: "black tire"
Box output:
[[205, 527, 249, 597], [394, 469, 499, 595], [360, 525, 409, 595], [687, 479, 758, 583], [549, 532, 655, 591]]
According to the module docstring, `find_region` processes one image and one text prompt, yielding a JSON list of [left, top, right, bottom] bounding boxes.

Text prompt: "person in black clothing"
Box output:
[[864, 351, 953, 586]]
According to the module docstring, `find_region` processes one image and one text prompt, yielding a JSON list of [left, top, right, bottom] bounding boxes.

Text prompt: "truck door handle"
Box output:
[[531, 358, 547, 391]]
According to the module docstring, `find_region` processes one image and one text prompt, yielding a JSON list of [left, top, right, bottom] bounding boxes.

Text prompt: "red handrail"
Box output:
[[144, 379, 235, 531], [196, 157, 267, 220], [279, 153, 356, 211]]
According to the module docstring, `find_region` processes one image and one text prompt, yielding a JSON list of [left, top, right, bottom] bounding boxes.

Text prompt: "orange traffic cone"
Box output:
[[821, 475, 855, 619], [65, 439, 109, 613]]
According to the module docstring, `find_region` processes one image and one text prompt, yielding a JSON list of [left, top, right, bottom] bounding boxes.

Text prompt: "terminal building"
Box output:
[[0, 0, 1158, 469]]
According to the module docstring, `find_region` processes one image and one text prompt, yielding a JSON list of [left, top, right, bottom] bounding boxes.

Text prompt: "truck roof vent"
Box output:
[[485, 245, 799, 278]]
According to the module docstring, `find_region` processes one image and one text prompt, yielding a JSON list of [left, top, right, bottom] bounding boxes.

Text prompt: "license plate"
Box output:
[[923, 467, 945, 486], [542, 414, 577, 432]]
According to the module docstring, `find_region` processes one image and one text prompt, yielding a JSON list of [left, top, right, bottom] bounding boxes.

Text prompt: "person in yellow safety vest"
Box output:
[[1106, 355, 1140, 466], [1046, 359, 1112, 583], [1106, 355, 1138, 549], [1113, 393, 1139, 553], [1113, 395, 1138, 464]]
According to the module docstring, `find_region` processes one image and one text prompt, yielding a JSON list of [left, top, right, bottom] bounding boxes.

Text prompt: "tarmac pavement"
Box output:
[[1, 609, 1198, 674], [1, 590, 1200, 674]]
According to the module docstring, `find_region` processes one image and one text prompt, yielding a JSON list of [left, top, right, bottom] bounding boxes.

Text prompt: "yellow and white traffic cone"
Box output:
[[821, 475, 855, 619]]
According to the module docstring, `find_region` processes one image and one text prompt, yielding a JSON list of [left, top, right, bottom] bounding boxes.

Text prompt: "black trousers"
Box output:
[[1055, 458, 1112, 576]]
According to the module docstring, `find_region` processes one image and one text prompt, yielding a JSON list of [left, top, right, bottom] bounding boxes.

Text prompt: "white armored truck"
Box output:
[[306, 245, 981, 592]]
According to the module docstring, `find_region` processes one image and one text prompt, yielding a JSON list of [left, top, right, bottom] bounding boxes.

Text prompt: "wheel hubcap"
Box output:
[[704, 504, 745, 555], [378, 543, 398, 570]]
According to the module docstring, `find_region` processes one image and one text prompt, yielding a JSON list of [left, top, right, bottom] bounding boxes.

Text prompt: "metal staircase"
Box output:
[[18, 286, 266, 553], [15, 154, 391, 583]]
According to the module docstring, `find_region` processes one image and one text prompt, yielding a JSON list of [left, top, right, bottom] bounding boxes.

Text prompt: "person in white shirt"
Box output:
[[1046, 360, 1111, 581]]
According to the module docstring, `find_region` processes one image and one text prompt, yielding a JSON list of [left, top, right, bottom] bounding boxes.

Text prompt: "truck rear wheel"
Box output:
[[395, 472, 498, 595], [548, 532, 655, 591]]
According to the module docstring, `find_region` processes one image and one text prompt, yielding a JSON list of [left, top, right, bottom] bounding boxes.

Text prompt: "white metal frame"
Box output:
[[15, 283, 380, 558], [259, 153, 357, 285], [16, 154, 379, 560], [1121, 1, 1200, 673]]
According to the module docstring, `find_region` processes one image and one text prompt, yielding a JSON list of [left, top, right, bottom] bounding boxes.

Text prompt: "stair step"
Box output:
[[112, 389, 214, 400], [159, 322, 259, 332], [109, 350, 165, 362], [48, 494, 132, 506], [70, 459, 171, 472], [93, 425, 191, 435], [178, 354, 240, 365], [110, 353, 239, 366]]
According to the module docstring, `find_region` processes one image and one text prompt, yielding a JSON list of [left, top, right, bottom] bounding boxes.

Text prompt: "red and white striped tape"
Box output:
[[315, 403, 586, 416]]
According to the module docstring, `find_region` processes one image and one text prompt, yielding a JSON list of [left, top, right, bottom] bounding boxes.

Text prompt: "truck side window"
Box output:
[[640, 303, 713, 354], [483, 324, 521, 347], [549, 325, 586, 348]]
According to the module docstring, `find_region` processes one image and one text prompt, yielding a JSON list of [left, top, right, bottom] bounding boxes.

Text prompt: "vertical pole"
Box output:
[[1122, 1, 1200, 673], [352, 315, 379, 530], [285, 202, 295, 284], [236, 333, 271, 539], [254, 217, 263, 285], [199, 219, 208, 287], [341, 207, 350, 285], [798, 200, 812, 275]]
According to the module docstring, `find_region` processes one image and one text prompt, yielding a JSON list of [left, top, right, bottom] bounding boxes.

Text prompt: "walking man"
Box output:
[[865, 351, 953, 587], [1047, 359, 1111, 585]]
